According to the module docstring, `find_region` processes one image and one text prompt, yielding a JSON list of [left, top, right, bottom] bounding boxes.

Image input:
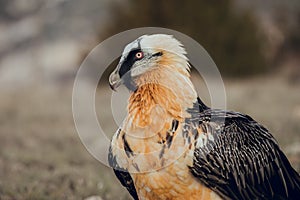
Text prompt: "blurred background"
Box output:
[[0, 0, 299, 199]]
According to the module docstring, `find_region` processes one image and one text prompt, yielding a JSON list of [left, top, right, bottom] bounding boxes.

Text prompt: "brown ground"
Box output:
[[0, 74, 299, 200]]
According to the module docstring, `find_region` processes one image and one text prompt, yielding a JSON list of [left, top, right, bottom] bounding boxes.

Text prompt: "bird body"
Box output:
[[108, 34, 300, 200], [109, 82, 221, 199]]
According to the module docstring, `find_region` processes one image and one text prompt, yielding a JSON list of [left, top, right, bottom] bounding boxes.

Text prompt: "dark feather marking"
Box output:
[[119, 48, 141, 78], [171, 119, 179, 132], [122, 134, 134, 158], [108, 146, 139, 200], [186, 98, 300, 200], [159, 144, 166, 159], [116, 129, 121, 139], [166, 120, 179, 148], [151, 51, 163, 57], [166, 132, 173, 148], [132, 163, 140, 172], [193, 128, 199, 140]]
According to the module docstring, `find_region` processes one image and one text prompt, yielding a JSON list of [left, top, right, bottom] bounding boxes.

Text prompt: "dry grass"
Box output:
[[0, 74, 299, 199]]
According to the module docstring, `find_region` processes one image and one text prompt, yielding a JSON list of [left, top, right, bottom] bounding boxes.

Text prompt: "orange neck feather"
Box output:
[[127, 66, 197, 128]]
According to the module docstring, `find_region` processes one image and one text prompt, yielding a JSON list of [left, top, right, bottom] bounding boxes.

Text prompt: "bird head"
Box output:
[[109, 34, 191, 92]]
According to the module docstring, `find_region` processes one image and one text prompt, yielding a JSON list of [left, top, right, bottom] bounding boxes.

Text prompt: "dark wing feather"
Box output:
[[108, 146, 139, 200], [186, 103, 300, 200]]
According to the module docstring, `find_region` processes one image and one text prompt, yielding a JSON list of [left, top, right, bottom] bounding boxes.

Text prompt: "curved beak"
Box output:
[[109, 65, 122, 91]]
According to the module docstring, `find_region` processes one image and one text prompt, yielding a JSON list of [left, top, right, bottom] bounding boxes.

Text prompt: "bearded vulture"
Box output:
[[108, 34, 300, 200]]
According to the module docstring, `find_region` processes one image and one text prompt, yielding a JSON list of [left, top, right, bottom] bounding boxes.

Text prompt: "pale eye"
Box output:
[[135, 52, 144, 59]]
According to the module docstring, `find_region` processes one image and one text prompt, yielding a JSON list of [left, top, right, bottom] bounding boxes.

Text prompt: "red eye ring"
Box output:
[[135, 52, 144, 59]]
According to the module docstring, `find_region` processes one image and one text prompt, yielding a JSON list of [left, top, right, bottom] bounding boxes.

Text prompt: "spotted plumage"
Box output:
[[108, 34, 300, 200]]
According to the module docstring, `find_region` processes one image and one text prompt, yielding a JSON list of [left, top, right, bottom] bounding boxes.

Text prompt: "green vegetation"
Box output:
[[100, 0, 267, 77]]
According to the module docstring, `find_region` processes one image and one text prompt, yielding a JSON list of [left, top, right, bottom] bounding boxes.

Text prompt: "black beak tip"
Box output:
[[109, 83, 116, 91]]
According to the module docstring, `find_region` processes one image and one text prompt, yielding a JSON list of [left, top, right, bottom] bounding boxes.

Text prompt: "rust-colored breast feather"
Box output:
[[110, 84, 222, 200], [128, 83, 183, 128], [132, 156, 221, 200]]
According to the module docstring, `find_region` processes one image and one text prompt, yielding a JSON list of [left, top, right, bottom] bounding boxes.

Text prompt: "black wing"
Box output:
[[186, 104, 300, 200], [108, 146, 139, 200]]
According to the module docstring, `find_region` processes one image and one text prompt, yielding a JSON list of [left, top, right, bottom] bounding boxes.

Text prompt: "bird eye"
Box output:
[[135, 52, 144, 59]]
